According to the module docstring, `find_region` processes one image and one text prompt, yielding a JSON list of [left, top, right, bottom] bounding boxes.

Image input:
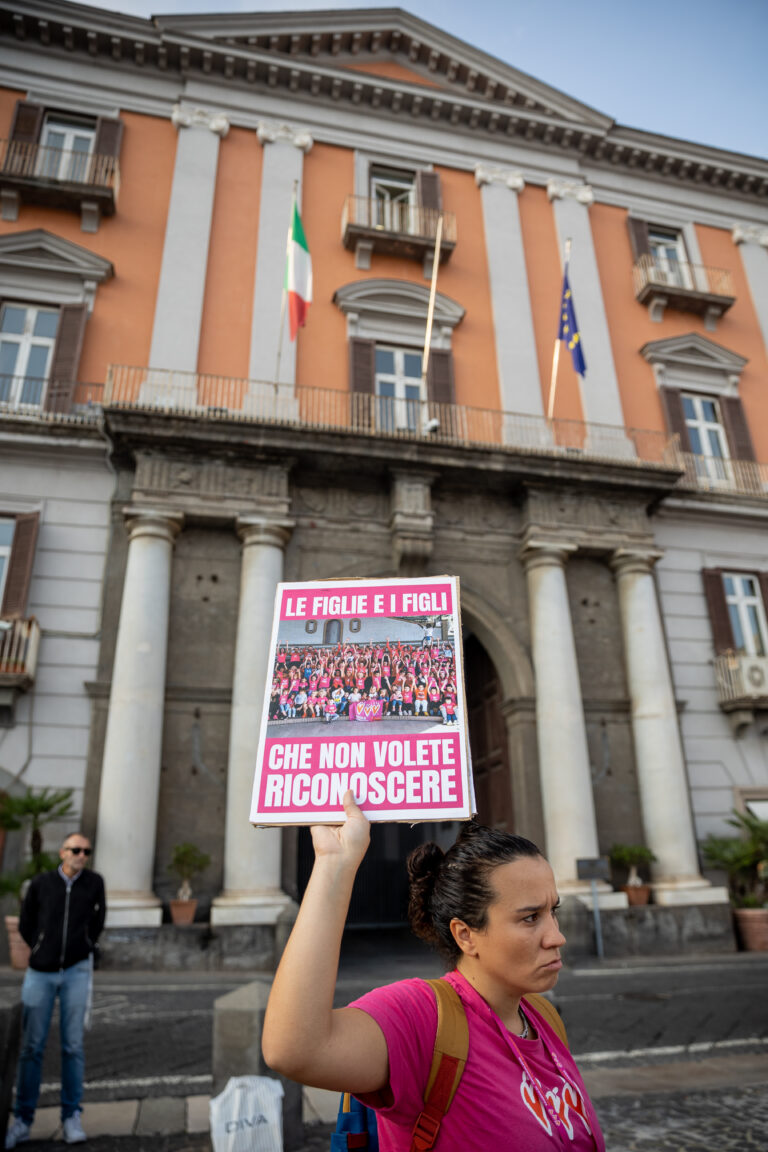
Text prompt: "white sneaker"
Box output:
[[5, 1118, 30, 1150], [63, 1112, 87, 1144]]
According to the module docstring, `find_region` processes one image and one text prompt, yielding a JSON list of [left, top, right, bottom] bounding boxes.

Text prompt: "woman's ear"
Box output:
[[450, 917, 478, 957]]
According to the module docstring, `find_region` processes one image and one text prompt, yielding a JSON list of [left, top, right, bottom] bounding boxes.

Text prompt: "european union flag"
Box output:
[[558, 271, 586, 377]]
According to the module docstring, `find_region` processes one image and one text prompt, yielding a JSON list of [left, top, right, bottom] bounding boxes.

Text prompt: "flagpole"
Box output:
[[421, 214, 444, 394], [546, 238, 572, 422], [275, 181, 299, 390]]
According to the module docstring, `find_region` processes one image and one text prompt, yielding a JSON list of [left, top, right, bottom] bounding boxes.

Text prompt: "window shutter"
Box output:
[[1, 512, 39, 619], [719, 396, 756, 462], [415, 170, 441, 213], [758, 573, 768, 621], [45, 303, 87, 413], [349, 337, 375, 394], [659, 387, 691, 451], [627, 218, 650, 260], [427, 349, 455, 405], [9, 101, 43, 145], [701, 569, 734, 655], [93, 117, 124, 158]]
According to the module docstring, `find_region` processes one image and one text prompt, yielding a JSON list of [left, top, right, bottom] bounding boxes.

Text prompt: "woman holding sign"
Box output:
[[263, 793, 604, 1151]]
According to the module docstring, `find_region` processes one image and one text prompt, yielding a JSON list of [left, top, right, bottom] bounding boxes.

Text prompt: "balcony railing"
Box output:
[[714, 653, 768, 711], [0, 618, 40, 691], [104, 365, 676, 469], [677, 452, 768, 499], [0, 377, 104, 421], [341, 195, 456, 263], [633, 254, 734, 320], [0, 139, 120, 218]]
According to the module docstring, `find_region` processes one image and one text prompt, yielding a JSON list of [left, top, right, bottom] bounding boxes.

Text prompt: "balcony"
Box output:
[[0, 377, 104, 422], [341, 195, 456, 269], [104, 365, 677, 473], [632, 254, 735, 326], [677, 452, 768, 500], [0, 139, 120, 231], [714, 653, 768, 733], [0, 617, 40, 698]]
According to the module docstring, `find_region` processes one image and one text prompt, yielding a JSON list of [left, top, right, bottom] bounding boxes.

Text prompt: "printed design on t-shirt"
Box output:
[[520, 1071, 592, 1140]]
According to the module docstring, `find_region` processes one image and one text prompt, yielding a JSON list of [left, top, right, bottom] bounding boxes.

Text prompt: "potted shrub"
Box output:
[[702, 809, 768, 951], [609, 843, 657, 905], [0, 786, 73, 970], [168, 842, 210, 925]]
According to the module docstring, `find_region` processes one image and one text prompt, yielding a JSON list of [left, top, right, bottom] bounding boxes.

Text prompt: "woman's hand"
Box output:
[[311, 790, 370, 865]]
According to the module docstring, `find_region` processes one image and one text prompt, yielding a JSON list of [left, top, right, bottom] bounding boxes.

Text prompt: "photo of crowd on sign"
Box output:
[[266, 626, 458, 734]]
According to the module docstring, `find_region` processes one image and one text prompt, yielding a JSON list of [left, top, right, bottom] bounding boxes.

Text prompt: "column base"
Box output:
[[105, 893, 163, 928], [651, 879, 730, 906], [211, 890, 297, 926], [560, 880, 629, 910]]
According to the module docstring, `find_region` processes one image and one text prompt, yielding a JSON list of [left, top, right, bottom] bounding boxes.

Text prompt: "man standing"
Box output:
[[5, 833, 105, 1149]]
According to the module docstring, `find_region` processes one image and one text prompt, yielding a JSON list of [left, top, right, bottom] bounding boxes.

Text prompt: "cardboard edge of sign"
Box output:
[[250, 574, 477, 828]]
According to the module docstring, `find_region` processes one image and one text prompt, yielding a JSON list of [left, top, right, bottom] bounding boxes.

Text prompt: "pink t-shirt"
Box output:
[[350, 971, 603, 1152]]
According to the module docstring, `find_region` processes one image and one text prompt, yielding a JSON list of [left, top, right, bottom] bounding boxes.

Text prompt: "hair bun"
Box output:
[[406, 842, 444, 948]]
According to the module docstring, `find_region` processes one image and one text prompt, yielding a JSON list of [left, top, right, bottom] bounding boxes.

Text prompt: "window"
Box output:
[[370, 166, 416, 233], [722, 574, 768, 657], [628, 217, 734, 326], [0, 519, 14, 607], [681, 392, 730, 483], [0, 302, 59, 408], [647, 227, 692, 289], [323, 619, 342, 645], [375, 346, 424, 432], [37, 116, 95, 184]]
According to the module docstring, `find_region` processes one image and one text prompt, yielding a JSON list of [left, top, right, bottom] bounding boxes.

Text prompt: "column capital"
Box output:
[[520, 539, 577, 573], [474, 163, 525, 192], [256, 120, 313, 153], [547, 178, 594, 206], [171, 103, 230, 138], [610, 547, 663, 576], [236, 516, 295, 549], [732, 222, 768, 248], [123, 506, 184, 544]]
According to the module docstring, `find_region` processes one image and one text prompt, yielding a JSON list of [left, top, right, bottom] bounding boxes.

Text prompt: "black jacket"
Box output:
[[19, 868, 106, 972]]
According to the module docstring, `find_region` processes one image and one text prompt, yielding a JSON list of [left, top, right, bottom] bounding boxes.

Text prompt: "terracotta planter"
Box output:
[[622, 884, 651, 906], [169, 899, 197, 926], [734, 907, 768, 951], [5, 915, 30, 970]]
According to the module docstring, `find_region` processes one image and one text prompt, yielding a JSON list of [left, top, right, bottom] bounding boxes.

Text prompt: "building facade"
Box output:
[[1, 1, 767, 959]]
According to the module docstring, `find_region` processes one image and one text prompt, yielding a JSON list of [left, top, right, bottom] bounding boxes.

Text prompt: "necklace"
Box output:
[[518, 1007, 529, 1040]]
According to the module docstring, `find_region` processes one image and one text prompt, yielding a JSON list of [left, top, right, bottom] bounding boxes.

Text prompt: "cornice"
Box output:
[[1, 2, 766, 202]]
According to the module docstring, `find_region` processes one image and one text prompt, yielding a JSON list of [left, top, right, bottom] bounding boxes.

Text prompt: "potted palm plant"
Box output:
[[0, 787, 74, 968], [702, 809, 768, 950], [168, 842, 211, 925], [609, 843, 657, 905]]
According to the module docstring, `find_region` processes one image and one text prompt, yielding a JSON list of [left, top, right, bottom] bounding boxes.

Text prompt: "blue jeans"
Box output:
[[15, 960, 91, 1123]]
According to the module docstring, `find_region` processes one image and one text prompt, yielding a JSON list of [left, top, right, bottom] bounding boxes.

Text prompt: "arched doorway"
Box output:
[[464, 633, 514, 831]]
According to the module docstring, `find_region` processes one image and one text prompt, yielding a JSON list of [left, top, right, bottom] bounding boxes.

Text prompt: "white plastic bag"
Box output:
[[209, 1075, 284, 1152]]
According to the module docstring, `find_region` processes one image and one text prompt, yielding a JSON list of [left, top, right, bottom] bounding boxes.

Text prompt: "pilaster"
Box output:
[[733, 223, 768, 357], [390, 471, 434, 577]]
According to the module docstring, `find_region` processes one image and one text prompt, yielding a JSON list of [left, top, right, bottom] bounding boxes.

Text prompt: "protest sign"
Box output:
[[250, 576, 473, 824]]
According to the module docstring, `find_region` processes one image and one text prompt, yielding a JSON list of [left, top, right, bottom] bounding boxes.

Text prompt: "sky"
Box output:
[[80, 0, 767, 160]]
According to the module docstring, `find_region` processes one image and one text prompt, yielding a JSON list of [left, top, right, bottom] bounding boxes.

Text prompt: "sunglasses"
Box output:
[[65, 847, 92, 856]]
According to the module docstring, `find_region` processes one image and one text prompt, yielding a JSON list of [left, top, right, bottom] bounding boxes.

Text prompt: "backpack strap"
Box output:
[[409, 979, 469, 1152], [523, 993, 568, 1048]]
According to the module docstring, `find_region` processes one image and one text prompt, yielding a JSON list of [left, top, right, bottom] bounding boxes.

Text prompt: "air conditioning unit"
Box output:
[[737, 655, 768, 699]]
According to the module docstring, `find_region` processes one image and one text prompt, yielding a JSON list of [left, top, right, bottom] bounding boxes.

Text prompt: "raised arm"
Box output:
[[262, 792, 389, 1093]]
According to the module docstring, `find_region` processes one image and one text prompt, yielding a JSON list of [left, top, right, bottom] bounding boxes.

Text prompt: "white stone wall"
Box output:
[[654, 508, 768, 840], [0, 439, 112, 839]]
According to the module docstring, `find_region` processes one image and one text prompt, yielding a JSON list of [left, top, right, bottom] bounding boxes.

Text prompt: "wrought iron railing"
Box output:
[[341, 195, 457, 244], [103, 365, 676, 468], [0, 138, 120, 196], [632, 254, 734, 299], [677, 452, 768, 498], [0, 618, 40, 687], [0, 377, 103, 419]]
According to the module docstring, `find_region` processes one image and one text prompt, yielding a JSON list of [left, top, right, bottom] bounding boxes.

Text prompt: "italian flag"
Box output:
[[285, 200, 312, 340]]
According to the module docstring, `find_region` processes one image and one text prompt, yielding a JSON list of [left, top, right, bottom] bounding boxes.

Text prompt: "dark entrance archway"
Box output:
[[293, 634, 512, 924]]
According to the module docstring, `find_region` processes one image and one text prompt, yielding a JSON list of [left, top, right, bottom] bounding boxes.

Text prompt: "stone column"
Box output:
[[96, 508, 183, 926], [733, 224, 768, 355], [212, 517, 295, 926], [474, 166, 545, 431], [390, 471, 434, 578], [611, 550, 727, 905], [248, 122, 313, 390], [547, 180, 628, 440], [148, 105, 229, 381], [522, 542, 623, 905]]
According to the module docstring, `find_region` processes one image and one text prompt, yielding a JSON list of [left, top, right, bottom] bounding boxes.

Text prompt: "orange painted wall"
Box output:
[[343, 60, 442, 89], [296, 144, 499, 408], [0, 93, 176, 384], [197, 126, 261, 379], [591, 204, 768, 459], [518, 185, 583, 422]]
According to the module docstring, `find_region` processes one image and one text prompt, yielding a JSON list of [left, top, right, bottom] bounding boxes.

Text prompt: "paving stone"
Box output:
[[29, 1106, 60, 1140], [302, 1086, 338, 1124], [185, 1095, 210, 1134], [136, 1096, 186, 1136], [81, 1100, 138, 1137]]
